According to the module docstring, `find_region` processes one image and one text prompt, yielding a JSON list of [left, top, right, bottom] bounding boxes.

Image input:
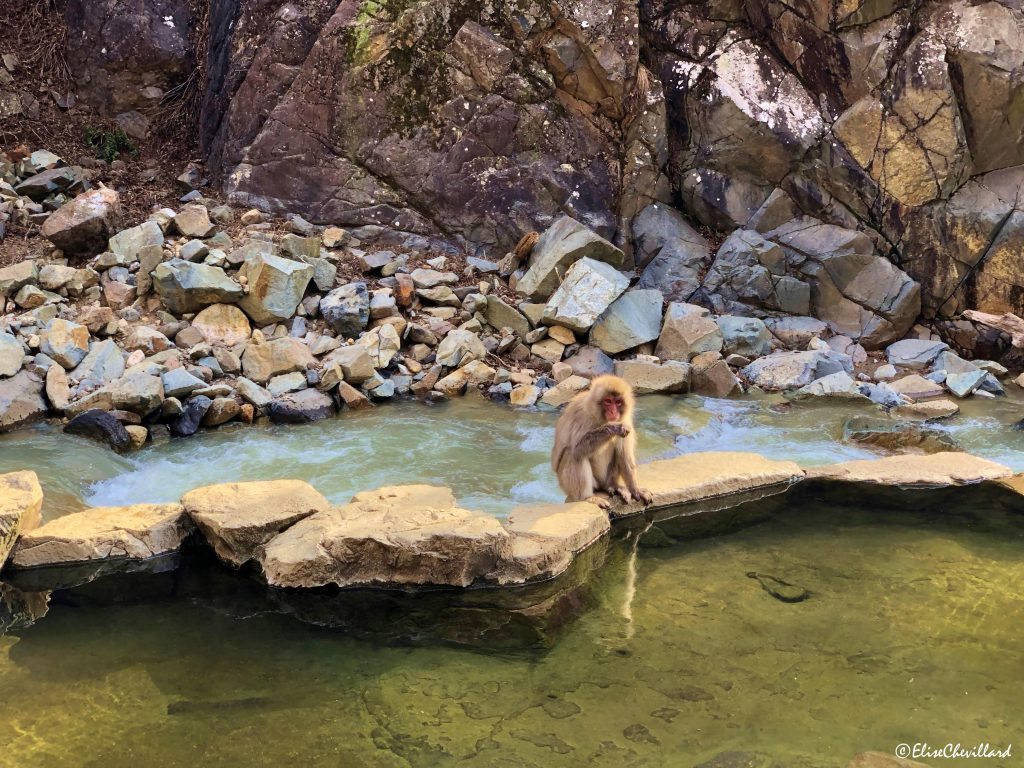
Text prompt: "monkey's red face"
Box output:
[[603, 395, 625, 423]]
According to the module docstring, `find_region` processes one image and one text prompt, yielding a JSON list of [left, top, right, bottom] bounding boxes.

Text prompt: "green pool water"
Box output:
[[0, 394, 1022, 767], [1, 494, 1021, 767]]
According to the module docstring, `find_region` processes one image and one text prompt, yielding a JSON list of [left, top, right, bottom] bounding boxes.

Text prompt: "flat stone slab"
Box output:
[[10, 504, 192, 568], [259, 485, 514, 589], [182, 479, 329, 567], [501, 501, 610, 583], [1, 470, 43, 567], [609, 452, 805, 519], [807, 453, 1013, 487]]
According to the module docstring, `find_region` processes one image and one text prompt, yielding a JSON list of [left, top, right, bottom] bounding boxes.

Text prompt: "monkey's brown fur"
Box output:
[[551, 375, 653, 509]]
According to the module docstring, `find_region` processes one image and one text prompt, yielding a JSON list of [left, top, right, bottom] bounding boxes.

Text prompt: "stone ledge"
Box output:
[[805, 453, 1013, 487], [3, 450, 1019, 590], [11, 504, 192, 568], [609, 452, 806, 519]]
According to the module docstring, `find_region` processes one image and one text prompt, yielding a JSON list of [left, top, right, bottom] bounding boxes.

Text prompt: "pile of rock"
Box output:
[[0, 172, 1020, 448], [0, 149, 101, 245]]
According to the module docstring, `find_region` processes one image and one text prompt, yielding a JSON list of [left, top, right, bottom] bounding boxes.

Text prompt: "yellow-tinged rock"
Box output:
[[609, 452, 805, 519], [0, 470, 44, 566], [807, 452, 1012, 486], [182, 479, 329, 567], [502, 501, 609, 583], [11, 504, 192, 567]]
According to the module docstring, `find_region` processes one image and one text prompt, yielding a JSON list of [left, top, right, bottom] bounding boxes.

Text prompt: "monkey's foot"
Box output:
[[611, 486, 633, 504], [633, 487, 654, 505], [584, 495, 612, 510]]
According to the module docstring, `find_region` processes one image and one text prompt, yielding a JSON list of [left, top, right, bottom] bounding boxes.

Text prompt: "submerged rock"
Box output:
[[843, 416, 960, 455]]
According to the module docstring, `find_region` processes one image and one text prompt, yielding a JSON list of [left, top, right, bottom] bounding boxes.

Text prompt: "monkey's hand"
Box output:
[[604, 423, 630, 438]]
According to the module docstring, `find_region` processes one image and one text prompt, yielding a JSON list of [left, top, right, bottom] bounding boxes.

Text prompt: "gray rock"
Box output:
[[161, 368, 207, 399], [944, 369, 988, 398], [269, 388, 335, 424], [410, 269, 458, 289], [320, 283, 369, 337], [436, 329, 487, 368], [764, 316, 829, 349], [0, 332, 25, 377], [237, 253, 315, 325], [701, 229, 802, 314], [886, 338, 950, 369], [0, 371, 47, 432], [789, 371, 869, 401], [741, 349, 853, 391], [589, 289, 663, 354], [235, 377, 273, 408], [152, 260, 243, 315], [542, 257, 629, 332], [267, 371, 307, 396], [483, 295, 531, 339], [517, 215, 625, 300], [40, 187, 121, 257], [932, 350, 978, 375], [0, 261, 39, 297], [69, 339, 125, 386], [109, 220, 163, 262], [655, 303, 724, 361], [565, 346, 615, 378], [632, 204, 710, 301], [106, 373, 164, 415], [715, 316, 772, 358]]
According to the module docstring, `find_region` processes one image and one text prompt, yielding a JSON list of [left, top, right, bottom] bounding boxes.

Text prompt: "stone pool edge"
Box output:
[[1, 451, 1019, 591]]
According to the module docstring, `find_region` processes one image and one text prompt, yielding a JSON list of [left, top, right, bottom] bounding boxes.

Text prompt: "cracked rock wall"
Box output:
[[62, 0, 1024, 318]]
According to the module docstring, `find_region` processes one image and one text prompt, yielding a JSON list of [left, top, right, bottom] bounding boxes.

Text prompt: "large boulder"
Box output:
[[321, 345, 376, 384], [0, 371, 48, 432], [589, 289, 663, 354], [517, 216, 625, 300], [106, 372, 165, 415], [181, 479, 330, 567], [240, 336, 315, 383], [632, 203, 711, 302], [701, 229, 809, 316], [763, 220, 921, 349], [10, 504, 193, 567], [741, 349, 853, 391], [886, 339, 949, 369], [40, 186, 121, 257], [542, 257, 629, 332], [716, 316, 772, 358], [258, 485, 514, 589], [320, 283, 369, 338], [152, 260, 243, 315], [655, 303, 724, 361], [0, 471, 43, 567], [613, 358, 690, 394], [237, 253, 315, 325]]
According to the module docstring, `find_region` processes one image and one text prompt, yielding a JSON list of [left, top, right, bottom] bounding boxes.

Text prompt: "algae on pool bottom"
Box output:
[[0, 497, 1020, 768]]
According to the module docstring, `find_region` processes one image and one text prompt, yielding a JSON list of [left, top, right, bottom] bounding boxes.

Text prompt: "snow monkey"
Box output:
[[551, 375, 654, 508]]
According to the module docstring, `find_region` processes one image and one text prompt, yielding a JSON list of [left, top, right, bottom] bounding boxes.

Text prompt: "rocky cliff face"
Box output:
[[60, 0, 1024, 321]]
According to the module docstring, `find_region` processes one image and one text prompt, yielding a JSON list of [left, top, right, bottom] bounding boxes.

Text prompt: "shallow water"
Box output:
[[1, 497, 1021, 767], [1, 392, 1023, 521]]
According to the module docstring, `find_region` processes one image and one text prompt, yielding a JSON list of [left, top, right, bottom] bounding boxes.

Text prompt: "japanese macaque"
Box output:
[[551, 375, 654, 508]]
